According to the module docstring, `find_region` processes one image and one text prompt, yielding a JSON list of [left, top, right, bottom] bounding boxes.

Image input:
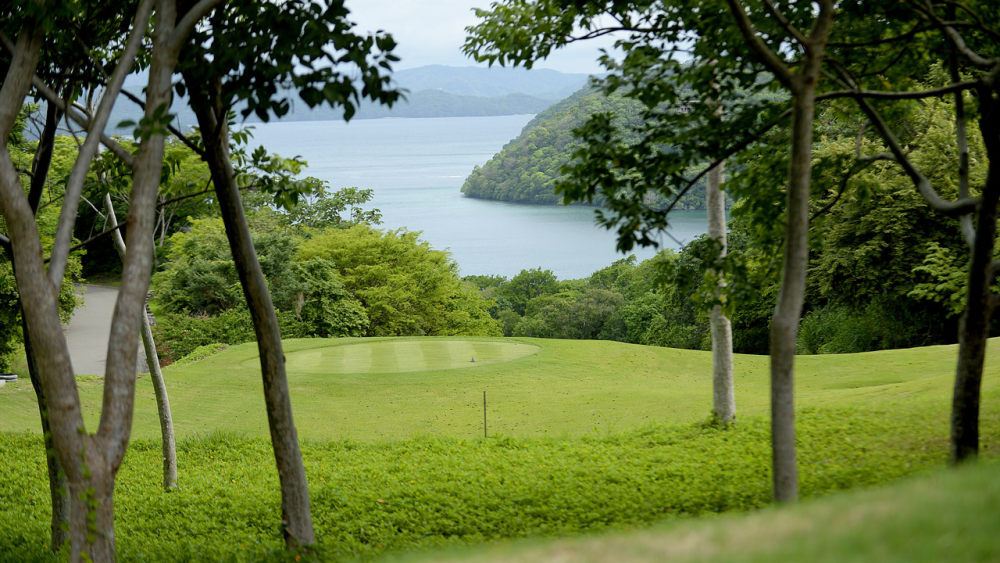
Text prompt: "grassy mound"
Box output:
[[281, 339, 540, 374], [2, 336, 995, 442]]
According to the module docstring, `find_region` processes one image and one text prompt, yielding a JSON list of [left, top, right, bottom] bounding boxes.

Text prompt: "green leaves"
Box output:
[[177, 0, 402, 124], [298, 226, 501, 337]]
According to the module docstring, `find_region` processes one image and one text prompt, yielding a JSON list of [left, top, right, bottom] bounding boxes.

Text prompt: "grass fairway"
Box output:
[[1, 336, 999, 441]]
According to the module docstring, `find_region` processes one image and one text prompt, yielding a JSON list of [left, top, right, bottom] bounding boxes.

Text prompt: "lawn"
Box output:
[[0, 336, 992, 442], [1, 337, 998, 561]]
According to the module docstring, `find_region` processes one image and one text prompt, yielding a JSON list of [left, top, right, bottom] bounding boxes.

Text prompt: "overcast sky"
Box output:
[[344, 0, 617, 74]]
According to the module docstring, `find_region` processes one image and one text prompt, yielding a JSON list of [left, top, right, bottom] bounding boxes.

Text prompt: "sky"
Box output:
[[344, 0, 618, 75]]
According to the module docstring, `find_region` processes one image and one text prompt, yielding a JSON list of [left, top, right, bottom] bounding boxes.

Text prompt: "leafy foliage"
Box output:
[[177, 0, 402, 123], [0, 108, 81, 371], [298, 226, 501, 337]]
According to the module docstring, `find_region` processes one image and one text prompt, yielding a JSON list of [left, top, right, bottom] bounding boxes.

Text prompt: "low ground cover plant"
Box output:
[[1, 400, 996, 561]]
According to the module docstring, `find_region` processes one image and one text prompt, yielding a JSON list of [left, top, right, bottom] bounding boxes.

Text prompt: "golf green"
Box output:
[[275, 339, 541, 374]]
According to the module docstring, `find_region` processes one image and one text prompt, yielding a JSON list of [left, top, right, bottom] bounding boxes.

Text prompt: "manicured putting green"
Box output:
[[276, 339, 540, 374]]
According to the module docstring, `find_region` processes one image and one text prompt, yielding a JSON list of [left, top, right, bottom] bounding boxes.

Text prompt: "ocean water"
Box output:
[[248, 114, 708, 279]]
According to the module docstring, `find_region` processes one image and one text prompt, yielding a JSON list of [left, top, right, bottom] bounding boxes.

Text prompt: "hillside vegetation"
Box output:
[[461, 88, 707, 209]]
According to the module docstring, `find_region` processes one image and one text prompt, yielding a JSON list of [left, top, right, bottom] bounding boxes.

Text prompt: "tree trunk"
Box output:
[[770, 63, 828, 502], [952, 99, 1000, 462], [22, 320, 70, 550], [706, 160, 735, 423], [105, 193, 177, 488], [185, 76, 316, 551], [18, 90, 71, 551]]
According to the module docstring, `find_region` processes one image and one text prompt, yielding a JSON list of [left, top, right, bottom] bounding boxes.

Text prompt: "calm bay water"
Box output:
[[249, 114, 707, 279]]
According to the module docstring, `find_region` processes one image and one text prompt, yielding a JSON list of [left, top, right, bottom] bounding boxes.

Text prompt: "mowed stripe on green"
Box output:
[[0, 336, 997, 442], [283, 339, 538, 374]]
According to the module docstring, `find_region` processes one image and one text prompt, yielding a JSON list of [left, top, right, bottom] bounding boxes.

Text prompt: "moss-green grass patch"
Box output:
[[280, 339, 539, 375], [1, 401, 998, 562]]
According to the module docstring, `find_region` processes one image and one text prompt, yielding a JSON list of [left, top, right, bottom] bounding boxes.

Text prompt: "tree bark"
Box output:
[[706, 160, 735, 423], [20, 88, 71, 551], [726, 0, 835, 504], [185, 74, 316, 551], [952, 94, 1000, 462], [22, 316, 70, 550], [769, 88, 813, 504], [1, 1, 210, 559], [105, 194, 177, 488]]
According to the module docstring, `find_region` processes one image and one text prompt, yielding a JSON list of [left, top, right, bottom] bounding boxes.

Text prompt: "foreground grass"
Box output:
[[409, 456, 1000, 563], [1, 395, 998, 561], [2, 337, 996, 441]]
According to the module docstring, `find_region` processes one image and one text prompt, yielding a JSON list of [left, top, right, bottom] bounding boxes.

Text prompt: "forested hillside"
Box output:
[[461, 87, 708, 209]]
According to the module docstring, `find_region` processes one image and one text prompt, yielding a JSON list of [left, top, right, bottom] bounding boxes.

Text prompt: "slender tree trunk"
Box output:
[[105, 194, 177, 488], [185, 76, 316, 550], [19, 88, 71, 551], [22, 318, 70, 549], [770, 68, 826, 505], [952, 98, 1000, 462], [706, 160, 735, 423], [725, 0, 834, 502]]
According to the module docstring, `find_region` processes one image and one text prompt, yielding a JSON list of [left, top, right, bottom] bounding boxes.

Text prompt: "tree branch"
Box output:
[[761, 0, 808, 46], [663, 106, 793, 218], [817, 80, 981, 101], [948, 2, 975, 248], [912, 0, 998, 67], [170, 0, 225, 49], [27, 75, 137, 166], [810, 158, 878, 222], [830, 65, 979, 216], [48, 0, 154, 287], [725, 0, 794, 88], [120, 89, 205, 156], [827, 22, 932, 48]]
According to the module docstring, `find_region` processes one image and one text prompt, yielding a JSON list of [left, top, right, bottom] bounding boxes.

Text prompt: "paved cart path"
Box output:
[[64, 284, 147, 376]]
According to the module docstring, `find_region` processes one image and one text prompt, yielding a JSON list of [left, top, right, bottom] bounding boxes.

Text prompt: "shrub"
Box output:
[[153, 308, 308, 365]]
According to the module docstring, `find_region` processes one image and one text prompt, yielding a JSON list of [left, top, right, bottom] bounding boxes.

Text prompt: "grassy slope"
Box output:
[[404, 457, 1000, 563], [1, 336, 993, 441]]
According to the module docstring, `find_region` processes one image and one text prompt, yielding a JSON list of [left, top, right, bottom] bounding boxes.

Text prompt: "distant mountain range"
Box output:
[[390, 65, 590, 100], [105, 65, 592, 132]]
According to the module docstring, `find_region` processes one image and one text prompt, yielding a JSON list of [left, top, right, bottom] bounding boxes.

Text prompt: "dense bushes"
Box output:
[[152, 218, 499, 361], [153, 308, 309, 365], [299, 226, 501, 337], [467, 250, 713, 351]]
